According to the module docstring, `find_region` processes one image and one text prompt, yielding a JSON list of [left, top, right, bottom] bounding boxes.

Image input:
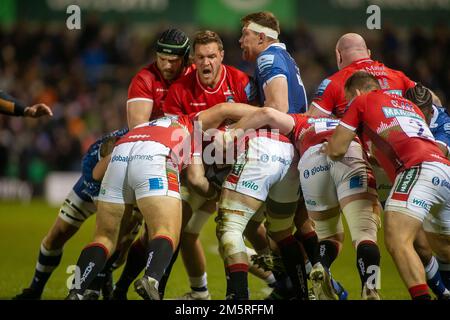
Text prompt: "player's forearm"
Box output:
[[92, 154, 112, 181], [186, 161, 216, 198], [198, 103, 258, 131], [326, 125, 355, 160], [232, 107, 293, 135], [0, 91, 27, 116]]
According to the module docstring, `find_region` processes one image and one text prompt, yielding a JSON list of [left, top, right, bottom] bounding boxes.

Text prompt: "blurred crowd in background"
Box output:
[[0, 16, 449, 195]]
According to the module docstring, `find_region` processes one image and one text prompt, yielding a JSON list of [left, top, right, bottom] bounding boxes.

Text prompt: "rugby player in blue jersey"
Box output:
[[238, 11, 324, 300]]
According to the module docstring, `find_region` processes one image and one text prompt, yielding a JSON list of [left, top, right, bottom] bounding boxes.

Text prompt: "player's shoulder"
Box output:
[[132, 63, 159, 82], [256, 44, 286, 68], [224, 65, 249, 81], [170, 71, 196, 89]]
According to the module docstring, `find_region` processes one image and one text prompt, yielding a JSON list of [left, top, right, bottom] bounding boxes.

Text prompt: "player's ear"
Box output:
[[259, 33, 265, 44], [356, 89, 362, 96], [367, 49, 371, 58]]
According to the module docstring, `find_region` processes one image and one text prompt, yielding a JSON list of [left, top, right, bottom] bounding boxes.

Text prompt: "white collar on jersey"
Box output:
[[266, 42, 286, 51], [430, 104, 439, 128]]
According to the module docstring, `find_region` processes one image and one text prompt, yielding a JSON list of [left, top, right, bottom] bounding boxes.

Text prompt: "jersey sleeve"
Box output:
[[434, 114, 450, 147], [288, 114, 304, 139], [256, 53, 288, 88], [163, 84, 184, 116], [340, 95, 366, 131], [396, 70, 416, 92], [127, 71, 154, 103], [311, 78, 338, 115]]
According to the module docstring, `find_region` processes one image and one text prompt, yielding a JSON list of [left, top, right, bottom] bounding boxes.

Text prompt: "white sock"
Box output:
[[265, 273, 276, 285], [189, 273, 208, 291], [425, 256, 439, 280]]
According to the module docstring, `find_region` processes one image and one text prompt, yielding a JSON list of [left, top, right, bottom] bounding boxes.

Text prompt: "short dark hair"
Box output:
[[241, 11, 280, 35], [344, 71, 381, 96], [193, 30, 224, 52], [405, 83, 432, 112]]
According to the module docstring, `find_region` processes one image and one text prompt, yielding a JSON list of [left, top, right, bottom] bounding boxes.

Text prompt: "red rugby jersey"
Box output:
[[340, 90, 449, 181], [127, 63, 194, 120], [312, 58, 416, 118], [163, 64, 252, 119]]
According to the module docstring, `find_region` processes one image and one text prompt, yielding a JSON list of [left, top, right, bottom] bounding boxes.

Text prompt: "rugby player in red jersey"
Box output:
[[111, 28, 195, 300], [126, 28, 193, 129], [163, 30, 278, 300], [65, 101, 258, 300], [226, 105, 381, 300], [307, 33, 415, 118], [324, 71, 450, 300]]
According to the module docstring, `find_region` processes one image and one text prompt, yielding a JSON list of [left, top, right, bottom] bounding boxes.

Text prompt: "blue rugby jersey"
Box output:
[[254, 43, 307, 113], [73, 128, 128, 202]]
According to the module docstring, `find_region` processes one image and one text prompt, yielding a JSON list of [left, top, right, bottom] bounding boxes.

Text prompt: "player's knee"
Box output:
[[313, 213, 344, 240], [58, 198, 93, 229], [265, 214, 295, 238], [342, 199, 380, 247], [216, 201, 255, 259], [184, 210, 211, 235]]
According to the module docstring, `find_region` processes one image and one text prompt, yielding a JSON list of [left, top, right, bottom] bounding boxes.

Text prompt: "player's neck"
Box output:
[[209, 65, 224, 89]]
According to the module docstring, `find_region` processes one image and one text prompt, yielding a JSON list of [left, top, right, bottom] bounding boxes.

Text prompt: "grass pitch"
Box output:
[[0, 200, 410, 299]]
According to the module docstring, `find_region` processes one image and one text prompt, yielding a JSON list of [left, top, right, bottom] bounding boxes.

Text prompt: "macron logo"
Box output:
[[129, 134, 151, 139]]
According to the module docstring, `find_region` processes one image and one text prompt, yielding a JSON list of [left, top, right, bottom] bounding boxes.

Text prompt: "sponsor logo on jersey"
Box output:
[[444, 123, 450, 132], [314, 79, 331, 98], [432, 177, 440, 186], [411, 198, 432, 211], [303, 169, 310, 179], [306, 199, 316, 206], [271, 155, 291, 165], [309, 164, 331, 176], [441, 179, 450, 190], [394, 167, 419, 194], [260, 154, 269, 163], [111, 155, 129, 162], [349, 176, 363, 189], [257, 54, 275, 73], [149, 178, 164, 190], [242, 180, 259, 191], [382, 107, 422, 120], [190, 102, 207, 106]]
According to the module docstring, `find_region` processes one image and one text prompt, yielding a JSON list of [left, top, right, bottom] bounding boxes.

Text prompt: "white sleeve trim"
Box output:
[[339, 121, 357, 132], [263, 74, 287, 89], [311, 102, 332, 115], [127, 98, 153, 104]]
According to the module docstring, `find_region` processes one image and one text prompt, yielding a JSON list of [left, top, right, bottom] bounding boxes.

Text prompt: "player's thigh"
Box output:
[[137, 195, 182, 242], [299, 146, 338, 212], [386, 162, 449, 227], [331, 141, 377, 205], [223, 137, 295, 203]]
